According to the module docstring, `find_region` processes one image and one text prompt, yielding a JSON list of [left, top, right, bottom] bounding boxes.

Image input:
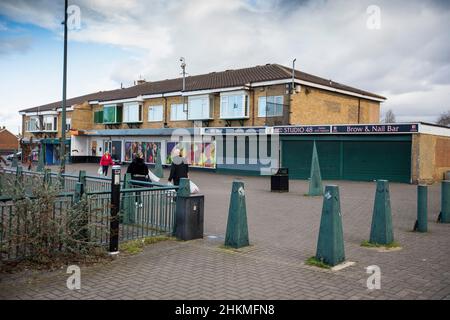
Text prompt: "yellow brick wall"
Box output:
[[290, 86, 380, 125], [411, 133, 450, 183]]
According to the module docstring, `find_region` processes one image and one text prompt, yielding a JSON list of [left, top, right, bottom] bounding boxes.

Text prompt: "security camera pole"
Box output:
[[60, 0, 68, 174]]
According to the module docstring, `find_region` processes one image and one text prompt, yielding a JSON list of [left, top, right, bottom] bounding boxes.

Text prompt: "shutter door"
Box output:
[[342, 141, 411, 183], [281, 140, 340, 180]]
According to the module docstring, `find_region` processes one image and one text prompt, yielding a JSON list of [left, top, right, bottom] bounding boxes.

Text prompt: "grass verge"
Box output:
[[360, 240, 401, 249], [305, 256, 331, 269], [120, 235, 174, 255]]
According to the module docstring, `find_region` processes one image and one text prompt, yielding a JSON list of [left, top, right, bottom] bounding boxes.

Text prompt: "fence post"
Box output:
[[37, 147, 44, 172], [11, 151, 18, 168], [16, 166, 23, 184], [74, 182, 83, 203], [44, 169, 52, 186], [78, 170, 86, 190], [414, 185, 428, 232], [438, 180, 450, 223], [109, 165, 121, 254]]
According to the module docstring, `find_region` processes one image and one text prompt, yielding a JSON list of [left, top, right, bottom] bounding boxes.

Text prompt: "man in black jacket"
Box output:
[[168, 148, 189, 186]]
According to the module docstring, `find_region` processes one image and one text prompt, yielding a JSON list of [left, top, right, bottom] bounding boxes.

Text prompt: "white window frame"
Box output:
[[219, 90, 249, 119], [148, 105, 164, 122], [170, 103, 188, 121], [123, 102, 143, 123], [187, 95, 213, 120], [43, 115, 57, 132], [26, 117, 40, 132], [258, 95, 284, 117], [66, 118, 71, 131]]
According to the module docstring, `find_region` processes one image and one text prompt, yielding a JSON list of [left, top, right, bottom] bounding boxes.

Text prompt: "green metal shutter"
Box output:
[[342, 141, 411, 183], [281, 141, 340, 179]]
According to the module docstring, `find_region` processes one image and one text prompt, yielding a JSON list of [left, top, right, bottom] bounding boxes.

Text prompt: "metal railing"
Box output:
[[0, 167, 179, 261]]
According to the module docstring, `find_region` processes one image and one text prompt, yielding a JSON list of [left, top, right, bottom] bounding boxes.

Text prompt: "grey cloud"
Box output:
[[0, 0, 449, 121]]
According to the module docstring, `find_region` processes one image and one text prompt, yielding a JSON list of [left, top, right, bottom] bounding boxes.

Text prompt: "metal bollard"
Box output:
[[438, 180, 450, 223], [109, 165, 121, 254], [414, 185, 428, 232]]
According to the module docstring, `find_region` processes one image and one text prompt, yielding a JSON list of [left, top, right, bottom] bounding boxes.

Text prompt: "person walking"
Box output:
[[126, 152, 149, 181], [100, 151, 113, 176], [168, 148, 189, 186]]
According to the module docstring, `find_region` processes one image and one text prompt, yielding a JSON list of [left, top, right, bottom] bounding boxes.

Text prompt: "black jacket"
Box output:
[[126, 157, 149, 181], [168, 156, 189, 185]]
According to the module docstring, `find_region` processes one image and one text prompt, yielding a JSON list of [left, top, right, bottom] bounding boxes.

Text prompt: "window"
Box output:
[[43, 115, 57, 131], [123, 102, 142, 123], [103, 104, 122, 123], [94, 110, 103, 124], [26, 117, 40, 132], [188, 95, 213, 120], [220, 91, 249, 119], [148, 105, 164, 122], [170, 103, 187, 121], [258, 96, 284, 117], [66, 118, 71, 131]]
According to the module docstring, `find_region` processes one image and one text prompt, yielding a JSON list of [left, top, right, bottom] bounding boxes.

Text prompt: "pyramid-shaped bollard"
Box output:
[[438, 180, 450, 223], [315, 185, 345, 266], [308, 141, 323, 196], [154, 145, 164, 178], [225, 180, 249, 248], [369, 180, 394, 245], [121, 173, 135, 224]]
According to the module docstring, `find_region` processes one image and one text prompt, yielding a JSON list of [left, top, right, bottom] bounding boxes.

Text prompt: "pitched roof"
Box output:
[[20, 63, 385, 113]]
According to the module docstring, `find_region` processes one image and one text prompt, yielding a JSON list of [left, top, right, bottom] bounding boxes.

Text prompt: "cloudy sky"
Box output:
[[0, 0, 449, 134]]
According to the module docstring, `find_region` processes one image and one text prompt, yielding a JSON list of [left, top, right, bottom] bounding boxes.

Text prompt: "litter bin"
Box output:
[[271, 167, 289, 192], [175, 194, 204, 240]]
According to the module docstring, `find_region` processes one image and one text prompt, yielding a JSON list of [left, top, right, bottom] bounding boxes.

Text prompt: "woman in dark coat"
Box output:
[[168, 148, 189, 186], [126, 152, 149, 181]]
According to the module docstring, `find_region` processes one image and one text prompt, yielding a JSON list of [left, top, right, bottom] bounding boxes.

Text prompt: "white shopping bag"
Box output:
[[147, 170, 161, 182], [190, 180, 200, 194], [97, 166, 103, 175]]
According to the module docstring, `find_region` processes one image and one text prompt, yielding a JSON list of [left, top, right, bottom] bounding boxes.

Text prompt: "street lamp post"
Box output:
[[60, 0, 68, 174]]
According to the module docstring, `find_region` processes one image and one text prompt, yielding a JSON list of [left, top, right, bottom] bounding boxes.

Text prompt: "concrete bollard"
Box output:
[[154, 146, 164, 179], [369, 180, 394, 245], [414, 185, 428, 232], [315, 185, 345, 266], [308, 141, 323, 196], [225, 180, 249, 248], [438, 180, 450, 223]]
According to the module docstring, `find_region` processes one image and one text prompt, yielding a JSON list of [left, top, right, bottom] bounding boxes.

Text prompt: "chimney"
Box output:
[[136, 79, 146, 85]]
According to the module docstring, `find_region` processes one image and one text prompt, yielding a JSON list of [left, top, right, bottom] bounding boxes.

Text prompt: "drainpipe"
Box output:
[[163, 96, 168, 128]]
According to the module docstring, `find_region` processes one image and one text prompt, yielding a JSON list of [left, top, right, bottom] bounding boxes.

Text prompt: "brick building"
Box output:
[[0, 127, 19, 156], [18, 63, 450, 183]]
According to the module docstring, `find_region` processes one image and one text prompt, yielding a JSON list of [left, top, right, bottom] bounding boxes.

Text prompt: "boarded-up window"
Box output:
[[435, 138, 450, 167]]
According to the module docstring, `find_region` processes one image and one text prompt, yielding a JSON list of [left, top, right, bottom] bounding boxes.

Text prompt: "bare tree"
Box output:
[[436, 111, 450, 127], [383, 109, 396, 123]]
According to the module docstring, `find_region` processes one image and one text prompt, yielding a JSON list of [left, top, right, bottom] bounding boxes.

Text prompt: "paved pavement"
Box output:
[[1, 163, 449, 300]]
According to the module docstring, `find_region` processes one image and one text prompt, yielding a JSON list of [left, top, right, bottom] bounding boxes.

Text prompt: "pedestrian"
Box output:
[[126, 152, 149, 181], [168, 148, 189, 186], [100, 151, 113, 176]]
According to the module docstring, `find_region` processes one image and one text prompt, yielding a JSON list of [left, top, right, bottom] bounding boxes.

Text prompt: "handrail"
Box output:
[[129, 179, 174, 188], [121, 186, 178, 193]]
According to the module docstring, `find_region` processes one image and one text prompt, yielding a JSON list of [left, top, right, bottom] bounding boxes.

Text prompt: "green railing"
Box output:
[[0, 167, 179, 261]]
